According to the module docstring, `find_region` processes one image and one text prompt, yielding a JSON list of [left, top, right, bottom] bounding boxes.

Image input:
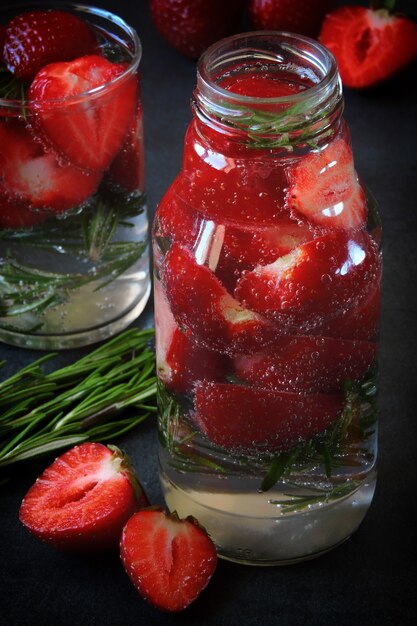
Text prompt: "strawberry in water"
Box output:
[[234, 229, 381, 332], [3, 10, 98, 80], [0, 188, 47, 229], [162, 242, 278, 354], [249, 0, 335, 38], [155, 278, 228, 394], [194, 382, 344, 451], [0, 119, 101, 211], [319, 3, 417, 89], [234, 335, 377, 394], [120, 508, 217, 612], [19, 443, 148, 551], [107, 107, 145, 193], [288, 138, 367, 231], [149, 0, 244, 59], [28, 55, 137, 172]]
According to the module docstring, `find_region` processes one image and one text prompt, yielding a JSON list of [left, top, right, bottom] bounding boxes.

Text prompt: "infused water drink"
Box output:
[[153, 33, 382, 564], [0, 4, 150, 349]]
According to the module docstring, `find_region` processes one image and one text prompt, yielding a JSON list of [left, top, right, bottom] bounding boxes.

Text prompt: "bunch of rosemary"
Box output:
[[0, 328, 157, 467]]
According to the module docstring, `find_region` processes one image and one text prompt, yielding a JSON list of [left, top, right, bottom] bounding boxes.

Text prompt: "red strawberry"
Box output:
[[120, 508, 217, 612], [162, 242, 278, 354], [0, 188, 47, 229], [249, 0, 335, 38], [0, 25, 6, 53], [234, 229, 381, 332], [288, 138, 367, 231], [3, 10, 98, 80], [194, 382, 344, 451], [107, 107, 145, 193], [155, 278, 228, 394], [319, 5, 417, 89], [28, 55, 138, 172], [149, 0, 244, 59], [19, 443, 148, 552], [234, 335, 377, 393], [0, 119, 101, 211]]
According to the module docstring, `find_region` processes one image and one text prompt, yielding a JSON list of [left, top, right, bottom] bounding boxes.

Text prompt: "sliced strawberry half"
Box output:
[[0, 119, 101, 211], [28, 55, 137, 172], [319, 6, 417, 89], [19, 443, 148, 552], [234, 229, 381, 332], [120, 508, 217, 612], [288, 138, 367, 231], [162, 242, 278, 354], [234, 335, 377, 394], [3, 10, 98, 80], [155, 278, 228, 394], [194, 382, 344, 451]]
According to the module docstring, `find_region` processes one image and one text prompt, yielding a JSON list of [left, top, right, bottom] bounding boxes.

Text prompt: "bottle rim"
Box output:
[[197, 30, 340, 105], [0, 1, 141, 110]]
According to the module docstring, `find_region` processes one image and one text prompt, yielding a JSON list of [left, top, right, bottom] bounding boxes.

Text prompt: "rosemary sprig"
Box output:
[[269, 480, 361, 513], [0, 328, 157, 467], [0, 66, 26, 118]]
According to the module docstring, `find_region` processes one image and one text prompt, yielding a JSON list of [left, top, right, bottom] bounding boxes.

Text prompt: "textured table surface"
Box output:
[[1, 1, 416, 624]]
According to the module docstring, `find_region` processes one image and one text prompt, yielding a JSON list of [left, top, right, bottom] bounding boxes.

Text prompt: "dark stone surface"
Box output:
[[1, 1, 416, 624]]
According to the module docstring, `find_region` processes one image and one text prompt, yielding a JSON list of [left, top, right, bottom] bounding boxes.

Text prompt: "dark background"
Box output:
[[1, 1, 417, 624]]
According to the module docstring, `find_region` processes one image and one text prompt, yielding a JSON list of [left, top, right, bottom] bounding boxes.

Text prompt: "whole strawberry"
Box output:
[[120, 508, 217, 612], [3, 10, 98, 80], [319, 1, 417, 88], [19, 443, 149, 551], [249, 0, 335, 38], [149, 0, 244, 59]]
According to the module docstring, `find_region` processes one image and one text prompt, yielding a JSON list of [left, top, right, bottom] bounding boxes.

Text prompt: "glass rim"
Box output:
[[0, 1, 141, 109], [197, 30, 339, 105]]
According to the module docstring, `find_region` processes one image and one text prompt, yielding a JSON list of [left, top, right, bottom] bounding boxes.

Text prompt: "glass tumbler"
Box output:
[[153, 32, 382, 565], [0, 3, 150, 349]]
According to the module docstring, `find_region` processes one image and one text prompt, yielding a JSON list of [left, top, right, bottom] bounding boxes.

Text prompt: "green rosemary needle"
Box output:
[[0, 328, 157, 467]]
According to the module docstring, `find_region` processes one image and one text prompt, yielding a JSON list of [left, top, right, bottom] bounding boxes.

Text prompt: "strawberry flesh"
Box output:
[[162, 242, 279, 354], [28, 55, 137, 172], [120, 509, 217, 612], [0, 119, 101, 211], [194, 382, 344, 451], [19, 443, 147, 551], [288, 138, 367, 231], [319, 6, 417, 89], [3, 10, 98, 80]]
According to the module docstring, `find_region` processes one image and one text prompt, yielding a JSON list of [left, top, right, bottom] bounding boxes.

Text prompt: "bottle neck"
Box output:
[[192, 32, 344, 155]]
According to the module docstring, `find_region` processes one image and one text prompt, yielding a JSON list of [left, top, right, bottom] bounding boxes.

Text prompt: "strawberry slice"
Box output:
[[19, 443, 148, 552], [3, 10, 98, 80], [319, 5, 417, 89], [194, 382, 344, 451], [155, 278, 228, 394], [28, 55, 138, 172], [120, 508, 217, 612], [288, 138, 367, 231], [234, 229, 381, 332], [0, 120, 101, 211], [162, 242, 278, 354], [234, 335, 377, 393]]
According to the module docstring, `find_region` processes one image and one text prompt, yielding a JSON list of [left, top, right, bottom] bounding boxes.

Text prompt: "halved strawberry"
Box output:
[[319, 5, 417, 89], [3, 10, 98, 80], [194, 382, 344, 451], [234, 335, 377, 393], [234, 229, 381, 332], [19, 443, 148, 551], [120, 508, 217, 612], [288, 138, 367, 231], [0, 187, 47, 229], [162, 242, 278, 354], [28, 55, 137, 172], [0, 119, 101, 211], [155, 278, 228, 394]]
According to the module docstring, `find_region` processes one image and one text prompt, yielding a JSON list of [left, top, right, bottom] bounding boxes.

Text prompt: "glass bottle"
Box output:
[[153, 32, 382, 564]]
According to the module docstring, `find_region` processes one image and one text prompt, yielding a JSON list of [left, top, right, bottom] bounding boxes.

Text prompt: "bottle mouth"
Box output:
[[195, 31, 342, 150], [0, 2, 141, 109]]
